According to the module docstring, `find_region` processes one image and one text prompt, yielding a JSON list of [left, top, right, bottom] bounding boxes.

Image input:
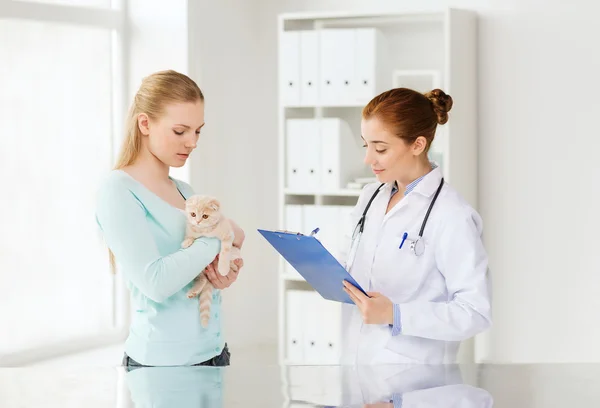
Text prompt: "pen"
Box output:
[[399, 232, 408, 249], [310, 227, 320, 237]]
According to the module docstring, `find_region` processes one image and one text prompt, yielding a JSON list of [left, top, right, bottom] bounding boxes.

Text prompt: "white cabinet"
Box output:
[[277, 8, 478, 366]]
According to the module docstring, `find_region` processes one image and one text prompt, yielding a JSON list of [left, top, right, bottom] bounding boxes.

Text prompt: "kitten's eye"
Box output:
[[190, 212, 196, 217], [202, 214, 209, 219]]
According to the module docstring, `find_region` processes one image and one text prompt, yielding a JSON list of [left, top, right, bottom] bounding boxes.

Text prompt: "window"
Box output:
[[0, 1, 126, 359]]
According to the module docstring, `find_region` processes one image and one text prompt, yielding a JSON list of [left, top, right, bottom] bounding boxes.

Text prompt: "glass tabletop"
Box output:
[[1, 362, 599, 407]]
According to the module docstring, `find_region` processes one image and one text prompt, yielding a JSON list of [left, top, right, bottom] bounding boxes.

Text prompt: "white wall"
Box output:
[[188, 0, 600, 362], [188, 0, 280, 351], [128, 0, 191, 183]]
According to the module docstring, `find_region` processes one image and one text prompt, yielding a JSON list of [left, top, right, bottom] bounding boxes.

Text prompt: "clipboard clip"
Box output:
[[274, 229, 303, 235], [274, 227, 320, 237]]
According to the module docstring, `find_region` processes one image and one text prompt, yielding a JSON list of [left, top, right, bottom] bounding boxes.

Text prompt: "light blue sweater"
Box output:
[[95, 170, 224, 366]]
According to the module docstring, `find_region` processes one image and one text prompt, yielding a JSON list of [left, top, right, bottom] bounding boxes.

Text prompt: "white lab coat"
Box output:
[[339, 166, 491, 365]]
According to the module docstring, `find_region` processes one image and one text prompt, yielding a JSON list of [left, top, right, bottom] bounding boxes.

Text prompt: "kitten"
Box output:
[[181, 195, 239, 328]]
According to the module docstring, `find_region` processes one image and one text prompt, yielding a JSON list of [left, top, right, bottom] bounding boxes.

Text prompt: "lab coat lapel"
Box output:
[[382, 167, 444, 222], [361, 183, 393, 254], [350, 183, 392, 291]]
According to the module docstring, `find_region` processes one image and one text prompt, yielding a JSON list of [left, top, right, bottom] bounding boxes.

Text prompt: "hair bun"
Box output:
[[424, 89, 453, 125]]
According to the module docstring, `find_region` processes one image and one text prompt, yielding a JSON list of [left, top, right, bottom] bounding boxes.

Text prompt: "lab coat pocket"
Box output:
[[372, 233, 433, 301]]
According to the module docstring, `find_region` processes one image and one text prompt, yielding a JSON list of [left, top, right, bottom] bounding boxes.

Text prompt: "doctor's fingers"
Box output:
[[343, 286, 365, 307], [344, 288, 360, 305], [343, 281, 368, 304]]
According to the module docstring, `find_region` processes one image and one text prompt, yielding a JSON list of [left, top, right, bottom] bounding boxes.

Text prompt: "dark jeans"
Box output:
[[122, 343, 231, 371]]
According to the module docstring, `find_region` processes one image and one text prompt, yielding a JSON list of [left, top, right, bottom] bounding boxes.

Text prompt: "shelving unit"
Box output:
[[276, 8, 478, 368]]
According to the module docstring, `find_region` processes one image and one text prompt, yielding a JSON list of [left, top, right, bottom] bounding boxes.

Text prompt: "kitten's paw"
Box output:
[[187, 290, 199, 298], [181, 238, 194, 248], [217, 258, 229, 276]]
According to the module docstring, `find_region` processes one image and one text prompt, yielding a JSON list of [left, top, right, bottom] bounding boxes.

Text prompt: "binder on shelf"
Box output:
[[279, 31, 300, 106], [286, 119, 321, 191], [354, 28, 390, 105], [299, 30, 319, 106], [286, 290, 305, 363], [320, 118, 365, 191], [286, 118, 365, 192]]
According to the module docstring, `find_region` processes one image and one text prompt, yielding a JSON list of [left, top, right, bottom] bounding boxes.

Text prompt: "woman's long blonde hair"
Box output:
[[109, 70, 204, 273]]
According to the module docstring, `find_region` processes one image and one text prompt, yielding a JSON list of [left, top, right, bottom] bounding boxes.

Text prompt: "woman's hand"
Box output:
[[229, 218, 245, 249], [343, 281, 394, 325], [204, 255, 243, 290]]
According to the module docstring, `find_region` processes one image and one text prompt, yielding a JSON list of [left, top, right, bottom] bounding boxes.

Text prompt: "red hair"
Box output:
[[362, 88, 453, 152]]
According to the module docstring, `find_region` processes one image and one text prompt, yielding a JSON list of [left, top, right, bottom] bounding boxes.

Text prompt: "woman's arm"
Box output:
[[95, 179, 220, 303]]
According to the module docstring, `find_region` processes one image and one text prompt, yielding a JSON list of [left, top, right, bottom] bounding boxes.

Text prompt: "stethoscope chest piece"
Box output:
[[410, 237, 426, 256]]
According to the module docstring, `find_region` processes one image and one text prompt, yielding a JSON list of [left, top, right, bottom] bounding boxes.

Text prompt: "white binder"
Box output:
[[354, 28, 389, 105], [302, 291, 322, 364], [280, 31, 300, 106], [286, 290, 305, 363], [319, 299, 342, 364], [319, 29, 355, 106], [320, 118, 365, 191], [299, 30, 319, 106], [286, 119, 321, 191]]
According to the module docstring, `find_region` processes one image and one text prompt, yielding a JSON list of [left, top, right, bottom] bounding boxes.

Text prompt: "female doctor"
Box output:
[[340, 87, 491, 365]]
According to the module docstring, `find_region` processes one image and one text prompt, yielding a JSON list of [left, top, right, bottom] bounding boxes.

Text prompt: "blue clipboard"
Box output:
[[257, 229, 368, 304]]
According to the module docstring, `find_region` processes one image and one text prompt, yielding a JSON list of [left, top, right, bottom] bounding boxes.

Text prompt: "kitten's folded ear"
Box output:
[[207, 197, 221, 211]]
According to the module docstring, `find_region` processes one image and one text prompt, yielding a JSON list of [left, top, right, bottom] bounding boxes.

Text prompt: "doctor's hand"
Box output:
[[343, 281, 394, 325]]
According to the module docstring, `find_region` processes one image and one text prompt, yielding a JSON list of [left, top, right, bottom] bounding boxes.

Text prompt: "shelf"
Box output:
[[284, 104, 364, 109], [280, 273, 305, 282], [279, 10, 445, 24], [284, 188, 362, 197]]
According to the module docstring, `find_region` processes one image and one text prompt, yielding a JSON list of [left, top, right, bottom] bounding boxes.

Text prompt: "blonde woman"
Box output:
[[95, 70, 244, 369]]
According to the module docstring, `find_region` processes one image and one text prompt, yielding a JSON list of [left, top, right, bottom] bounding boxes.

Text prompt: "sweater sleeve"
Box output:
[[95, 178, 220, 303]]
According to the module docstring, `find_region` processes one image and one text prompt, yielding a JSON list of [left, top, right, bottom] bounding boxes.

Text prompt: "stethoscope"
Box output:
[[346, 177, 445, 270]]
